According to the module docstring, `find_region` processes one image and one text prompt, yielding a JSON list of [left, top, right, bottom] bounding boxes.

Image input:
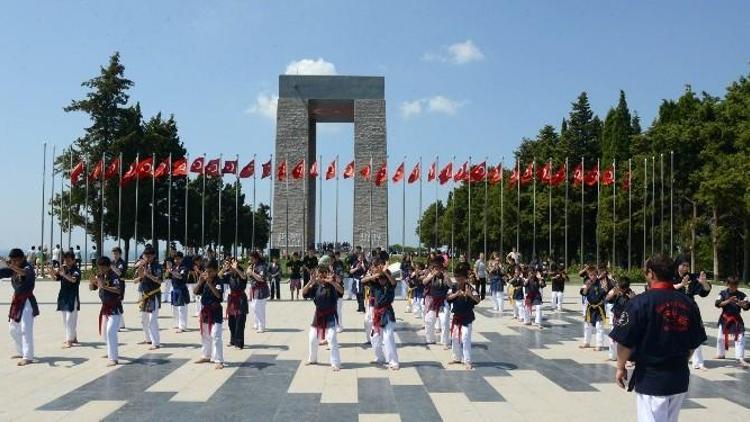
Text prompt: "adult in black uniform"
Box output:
[[672, 256, 711, 370], [610, 254, 707, 422]]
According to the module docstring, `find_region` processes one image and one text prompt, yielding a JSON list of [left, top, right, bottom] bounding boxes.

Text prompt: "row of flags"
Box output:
[[69, 156, 631, 191]]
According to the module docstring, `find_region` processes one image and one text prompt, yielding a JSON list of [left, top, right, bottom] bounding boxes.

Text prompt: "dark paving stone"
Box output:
[[358, 378, 397, 414], [392, 385, 442, 422]]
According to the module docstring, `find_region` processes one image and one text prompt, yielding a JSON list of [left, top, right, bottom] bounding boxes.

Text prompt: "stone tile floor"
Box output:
[[1, 282, 748, 421]]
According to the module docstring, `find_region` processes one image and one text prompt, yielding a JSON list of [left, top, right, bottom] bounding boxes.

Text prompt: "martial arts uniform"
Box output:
[[302, 255, 318, 293], [368, 275, 399, 369], [488, 266, 504, 313], [674, 272, 711, 368], [448, 285, 477, 366], [550, 273, 566, 312], [269, 262, 281, 300], [510, 275, 526, 321], [199, 278, 224, 364], [581, 279, 607, 348], [161, 257, 173, 303], [607, 287, 634, 360], [1, 262, 39, 362], [524, 276, 545, 326], [112, 257, 127, 329], [305, 282, 341, 368], [188, 261, 204, 316], [56, 264, 81, 344], [350, 260, 367, 312], [411, 271, 425, 318], [600, 275, 616, 325], [96, 270, 124, 363], [609, 281, 706, 422], [226, 273, 249, 349], [344, 253, 358, 299], [287, 259, 303, 299], [424, 273, 451, 346], [715, 288, 750, 360], [249, 261, 270, 332], [332, 258, 346, 331], [138, 261, 162, 347], [170, 263, 190, 331]]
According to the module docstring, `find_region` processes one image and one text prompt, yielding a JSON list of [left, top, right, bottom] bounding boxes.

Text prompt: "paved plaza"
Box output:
[[1, 281, 749, 421]]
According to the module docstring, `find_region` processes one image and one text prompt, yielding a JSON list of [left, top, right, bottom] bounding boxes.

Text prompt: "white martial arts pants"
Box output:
[[344, 278, 353, 300], [533, 304, 542, 325], [364, 304, 373, 343], [252, 298, 267, 331], [9, 300, 34, 360], [551, 291, 564, 311], [161, 279, 172, 302], [716, 325, 745, 359], [200, 322, 224, 363], [636, 392, 685, 422], [491, 290, 504, 313], [690, 347, 705, 367], [371, 321, 399, 367], [308, 326, 340, 367], [413, 296, 424, 318], [141, 309, 160, 346], [173, 305, 188, 330], [61, 310, 78, 342], [336, 298, 344, 331], [605, 303, 614, 327], [102, 314, 121, 362], [425, 307, 451, 345], [584, 321, 605, 348], [188, 284, 201, 315], [516, 301, 527, 322], [451, 323, 473, 363], [400, 281, 408, 300]]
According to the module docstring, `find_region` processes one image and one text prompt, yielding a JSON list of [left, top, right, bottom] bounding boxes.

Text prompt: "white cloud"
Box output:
[[422, 40, 485, 65], [400, 96, 465, 118], [246, 93, 278, 119], [284, 58, 338, 75]]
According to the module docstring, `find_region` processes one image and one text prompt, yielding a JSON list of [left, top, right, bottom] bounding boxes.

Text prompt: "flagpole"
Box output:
[[58, 150, 64, 250], [134, 153, 140, 261], [500, 157, 504, 258], [117, 152, 123, 248], [285, 155, 290, 256], [660, 153, 664, 253], [564, 157, 569, 267], [468, 156, 472, 260], [643, 157, 647, 265], [49, 145, 56, 254], [628, 158, 632, 270], [267, 154, 273, 256], [184, 153, 189, 252], [84, 159, 89, 270], [67, 152, 73, 249], [450, 158, 455, 271], [516, 158, 520, 254], [368, 155, 373, 252], [651, 156, 655, 256], [596, 158, 600, 267], [218, 154, 223, 254], [234, 154, 239, 257], [580, 156, 584, 264], [402, 156, 406, 254], [101, 152, 106, 252], [483, 157, 488, 259], [303, 157, 307, 251], [612, 159, 616, 267], [532, 158, 536, 260], [548, 157, 552, 260], [418, 156, 423, 257], [670, 150, 674, 256], [251, 154, 258, 252], [40, 142, 47, 250], [318, 154, 323, 249], [434, 156, 439, 251], [168, 153, 172, 256], [201, 153, 206, 253], [335, 155, 339, 247], [151, 153, 155, 249]]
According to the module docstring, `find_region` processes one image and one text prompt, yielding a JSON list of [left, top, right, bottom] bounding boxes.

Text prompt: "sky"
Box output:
[[0, 0, 749, 254]]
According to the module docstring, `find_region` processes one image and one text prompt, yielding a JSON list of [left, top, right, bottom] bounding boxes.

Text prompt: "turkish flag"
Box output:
[[222, 160, 238, 175], [408, 162, 420, 184], [172, 158, 188, 177], [584, 164, 599, 186], [153, 159, 169, 179], [240, 160, 255, 178], [508, 165, 519, 188], [261, 160, 272, 179], [190, 157, 205, 174], [488, 165, 502, 185], [470, 161, 487, 182], [427, 161, 436, 181], [205, 159, 220, 177], [438, 162, 453, 185], [520, 163, 534, 185], [276, 159, 287, 180], [621, 171, 631, 191], [453, 162, 468, 182], [292, 160, 305, 180], [105, 158, 120, 179], [325, 160, 336, 180], [71, 161, 85, 185], [136, 157, 154, 179], [121, 160, 138, 185], [392, 162, 405, 183], [550, 164, 566, 186], [359, 164, 371, 180], [89, 160, 103, 181], [374, 162, 388, 186], [309, 160, 319, 178], [343, 161, 355, 179], [572, 163, 584, 186], [537, 162, 552, 185], [602, 166, 615, 186]]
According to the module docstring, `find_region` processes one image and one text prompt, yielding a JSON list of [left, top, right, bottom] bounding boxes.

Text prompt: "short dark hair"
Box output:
[[454, 266, 469, 278], [174, 251, 184, 258], [206, 259, 219, 271], [726, 276, 740, 286], [97, 256, 111, 266], [143, 246, 156, 255], [63, 251, 75, 259], [111, 246, 122, 253], [645, 253, 674, 281], [9, 248, 24, 258]]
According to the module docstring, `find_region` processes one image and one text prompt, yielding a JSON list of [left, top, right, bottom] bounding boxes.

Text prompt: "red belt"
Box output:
[[314, 307, 337, 340], [200, 302, 222, 335], [8, 292, 33, 323], [427, 295, 446, 313], [721, 313, 743, 350], [226, 290, 246, 318], [525, 291, 541, 308], [371, 304, 392, 336], [99, 299, 121, 335], [451, 313, 469, 339]]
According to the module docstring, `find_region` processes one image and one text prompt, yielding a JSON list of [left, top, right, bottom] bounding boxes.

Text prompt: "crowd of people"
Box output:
[[1, 243, 748, 420]]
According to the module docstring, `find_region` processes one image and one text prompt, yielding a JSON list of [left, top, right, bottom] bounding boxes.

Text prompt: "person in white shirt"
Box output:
[[473, 253, 488, 301]]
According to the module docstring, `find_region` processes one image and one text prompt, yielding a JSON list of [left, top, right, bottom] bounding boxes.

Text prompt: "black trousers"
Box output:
[[475, 278, 487, 301], [228, 314, 247, 348]]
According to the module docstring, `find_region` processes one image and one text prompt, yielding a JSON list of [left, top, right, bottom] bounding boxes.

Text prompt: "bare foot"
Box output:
[[195, 357, 211, 364], [715, 355, 725, 360], [148, 345, 160, 350], [332, 366, 341, 372], [215, 363, 224, 370], [61, 342, 72, 349], [106, 360, 118, 367], [738, 359, 749, 369], [389, 365, 400, 371], [17, 359, 31, 366], [464, 362, 474, 370]]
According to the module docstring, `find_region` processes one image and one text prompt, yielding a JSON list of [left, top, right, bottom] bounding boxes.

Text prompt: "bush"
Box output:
[[611, 266, 647, 285]]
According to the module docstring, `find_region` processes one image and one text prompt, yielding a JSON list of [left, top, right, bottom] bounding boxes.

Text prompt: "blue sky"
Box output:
[[1, 0, 748, 253]]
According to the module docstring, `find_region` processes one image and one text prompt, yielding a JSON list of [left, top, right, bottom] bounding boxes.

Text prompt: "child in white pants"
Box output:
[[605, 277, 635, 360], [549, 265, 568, 312], [194, 260, 225, 370], [246, 252, 270, 333], [92, 256, 124, 366], [448, 266, 480, 369], [363, 257, 400, 370], [423, 257, 451, 348], [715, 277, 750, 367], [2, 252, 39, 366], [303, 263, 344, 371], [54, 253, 81, 348], [580, 265, 608, 351]]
